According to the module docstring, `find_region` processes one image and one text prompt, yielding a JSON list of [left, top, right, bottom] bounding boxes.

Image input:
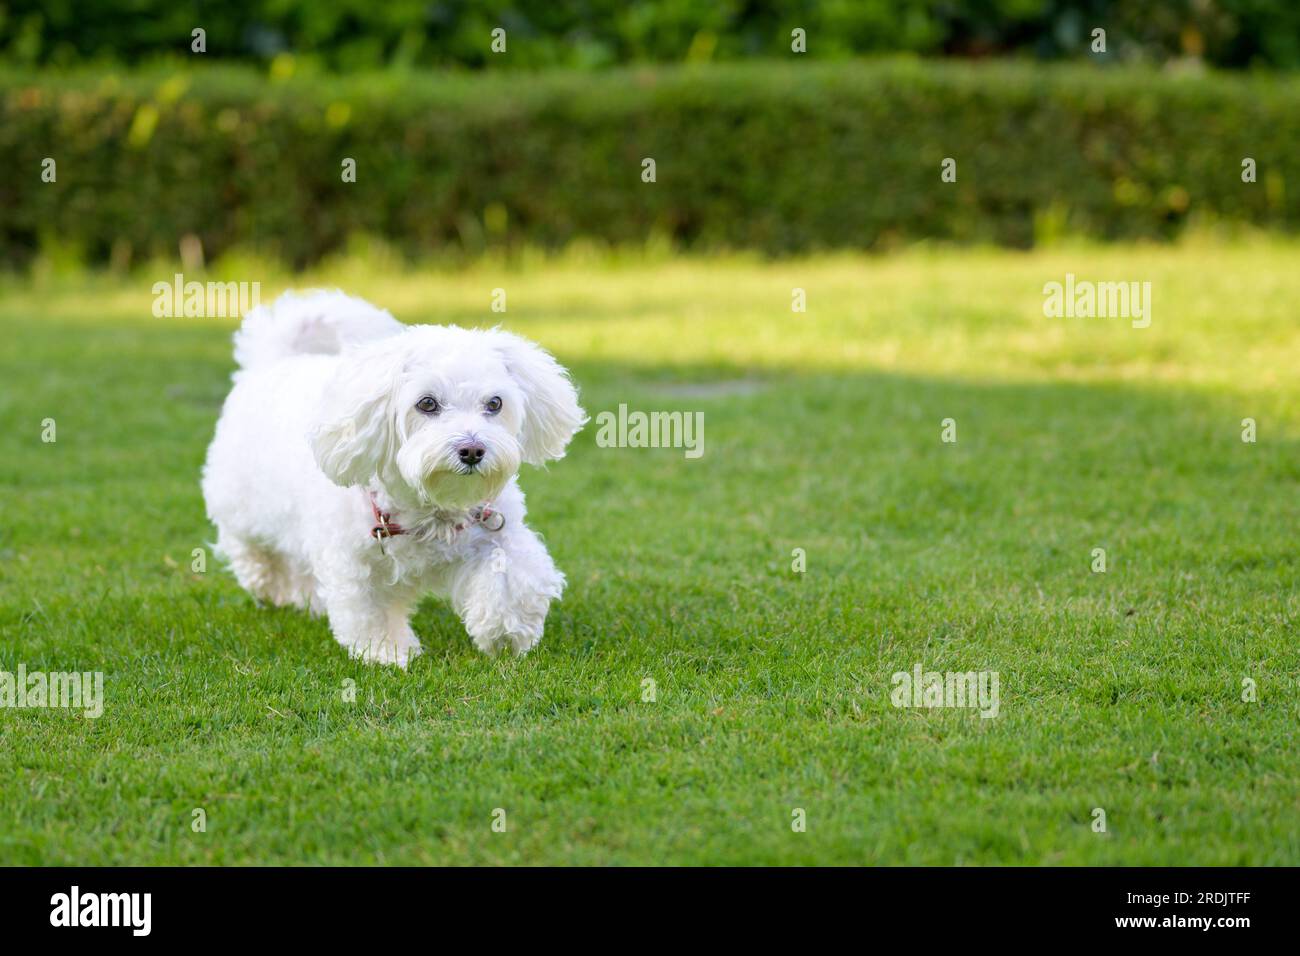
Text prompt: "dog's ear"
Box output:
[[489, 330, 585, 465], [309, 336, 406, 486]]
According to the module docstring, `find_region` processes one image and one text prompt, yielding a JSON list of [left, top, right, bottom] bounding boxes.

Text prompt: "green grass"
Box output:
[[2, 238, 1298, 865]]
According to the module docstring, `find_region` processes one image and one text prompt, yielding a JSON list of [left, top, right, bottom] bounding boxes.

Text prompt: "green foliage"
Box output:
[[4, 0, 1300, 70], [2, 59, 1298, 269]]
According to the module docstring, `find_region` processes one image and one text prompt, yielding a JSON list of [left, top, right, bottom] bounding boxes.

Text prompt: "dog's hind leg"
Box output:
[[285, 561, 325, 614], [217, 532, 306, 609]]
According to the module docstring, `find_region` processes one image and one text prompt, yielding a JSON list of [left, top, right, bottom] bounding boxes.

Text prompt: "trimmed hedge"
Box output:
[[2, 60, 1298, 268]]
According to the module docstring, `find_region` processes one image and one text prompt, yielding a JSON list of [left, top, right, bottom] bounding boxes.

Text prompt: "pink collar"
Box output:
[[365, 488, 503, 541]]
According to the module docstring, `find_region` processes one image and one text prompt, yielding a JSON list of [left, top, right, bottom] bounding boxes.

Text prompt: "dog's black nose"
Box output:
[[457, 441, 486, 466]]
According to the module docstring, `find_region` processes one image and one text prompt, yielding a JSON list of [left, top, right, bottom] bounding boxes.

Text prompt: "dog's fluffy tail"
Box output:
[[233, 290, 405, 371]]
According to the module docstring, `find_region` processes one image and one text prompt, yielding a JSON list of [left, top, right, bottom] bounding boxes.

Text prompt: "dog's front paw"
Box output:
[[347, 636, 423, 669], [504, 611, 547, 656], [462, 572, 558, 658], [465, 610, 545, 658], [455, 532, 566, 659]]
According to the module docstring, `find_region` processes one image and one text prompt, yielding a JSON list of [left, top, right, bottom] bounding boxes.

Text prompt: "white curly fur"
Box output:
[[202, 290, 585, 667]]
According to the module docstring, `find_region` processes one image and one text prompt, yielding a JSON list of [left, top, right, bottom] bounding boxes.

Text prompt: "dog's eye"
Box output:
[[484, 396, 502, 415], [415, 396, 440, 415]]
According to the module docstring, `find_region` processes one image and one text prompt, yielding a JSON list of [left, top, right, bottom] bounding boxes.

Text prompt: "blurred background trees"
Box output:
[[3, 2, 1297, 270], [3, 0, 1298, 72]]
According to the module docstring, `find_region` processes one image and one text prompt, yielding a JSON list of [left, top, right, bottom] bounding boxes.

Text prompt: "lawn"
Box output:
[[1, 239, 1298, 865]]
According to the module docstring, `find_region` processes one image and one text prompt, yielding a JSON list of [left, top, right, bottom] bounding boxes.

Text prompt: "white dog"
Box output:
[[202, 290, 585, 666]]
